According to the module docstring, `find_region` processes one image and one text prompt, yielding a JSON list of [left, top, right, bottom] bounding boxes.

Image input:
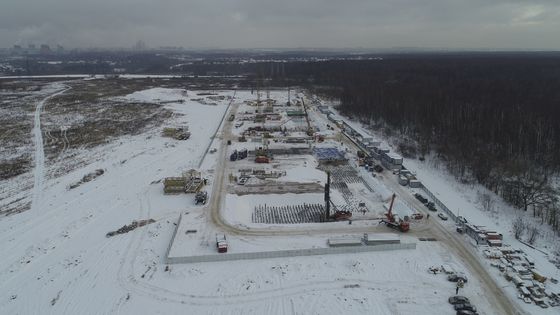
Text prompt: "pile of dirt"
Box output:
[[106, 219, 156, 237]]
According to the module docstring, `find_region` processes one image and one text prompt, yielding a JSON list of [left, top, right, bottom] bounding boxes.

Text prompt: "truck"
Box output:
[[238, 149, 248, 159], [230, 150, 238, 161], [380, 194, 410, 232], [216, 234, 228, 253], [195, 191, 208, 205]]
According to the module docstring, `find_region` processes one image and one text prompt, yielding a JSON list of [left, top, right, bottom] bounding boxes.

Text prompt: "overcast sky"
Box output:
[[1, 0, 559, 50]]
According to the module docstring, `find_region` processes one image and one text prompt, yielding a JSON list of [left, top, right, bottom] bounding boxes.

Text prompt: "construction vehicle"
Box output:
[[216, 234, 228, 253], [324, 172, 353, 221], [255, 156, 269, 163], [195, 191, 208, 205], [332, 210, 352, 221], [238, 149, 248, 159], [254, 133, 271, 163], [380, 194, 410, 232], [230, 149, 248, 162]]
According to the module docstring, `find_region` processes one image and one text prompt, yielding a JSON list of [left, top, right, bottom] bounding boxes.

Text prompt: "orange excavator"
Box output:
[[380, 194, 410, 232]]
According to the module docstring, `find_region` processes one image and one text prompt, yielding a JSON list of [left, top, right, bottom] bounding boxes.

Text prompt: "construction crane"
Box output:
[[380, 194, 410, 232], [324, 172, 352, 221]]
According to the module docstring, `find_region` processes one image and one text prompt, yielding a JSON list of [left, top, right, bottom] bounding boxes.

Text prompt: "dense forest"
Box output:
[[275, 54, 560, 234]]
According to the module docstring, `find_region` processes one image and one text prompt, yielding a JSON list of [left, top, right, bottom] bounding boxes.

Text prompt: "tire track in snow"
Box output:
[[31, 84, 70, 212]]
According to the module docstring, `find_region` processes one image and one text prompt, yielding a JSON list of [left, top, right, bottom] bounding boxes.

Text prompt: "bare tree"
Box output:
[[512, 216, 526, 240], [478, 192, 495, 212], [527, 225, 540, 245]]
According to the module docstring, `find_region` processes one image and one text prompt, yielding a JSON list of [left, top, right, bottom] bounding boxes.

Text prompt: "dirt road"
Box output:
[[31, 84, 70, 212]]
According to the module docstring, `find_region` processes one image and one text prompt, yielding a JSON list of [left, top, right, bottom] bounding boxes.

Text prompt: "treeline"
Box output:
[[275, 53, 560, 233]]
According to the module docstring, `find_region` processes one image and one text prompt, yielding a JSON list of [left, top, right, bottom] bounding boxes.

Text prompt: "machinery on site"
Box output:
[[324, 172, 352, 221], [216, 234, 228, 253], [195, 191, 208, 205], [380, 194, 410, 232], [255, 134, 271, 163], [300, 97, 314, 136], [230, 149, 248, 161]]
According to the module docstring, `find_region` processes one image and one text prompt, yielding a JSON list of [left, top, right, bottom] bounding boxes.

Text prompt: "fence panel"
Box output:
[[167, 243, 416, 264]]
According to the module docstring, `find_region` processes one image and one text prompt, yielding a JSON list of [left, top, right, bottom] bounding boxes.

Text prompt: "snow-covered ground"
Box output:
[[0, 84, 522, 314]]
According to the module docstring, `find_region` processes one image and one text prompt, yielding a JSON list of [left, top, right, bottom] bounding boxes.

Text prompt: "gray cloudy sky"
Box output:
[[1, 0, 560, 49]]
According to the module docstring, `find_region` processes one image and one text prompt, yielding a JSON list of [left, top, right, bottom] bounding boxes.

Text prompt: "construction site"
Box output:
[[161, 86, 559, 314], [1, 78, 558, 315], [167, 88, 422, 256]]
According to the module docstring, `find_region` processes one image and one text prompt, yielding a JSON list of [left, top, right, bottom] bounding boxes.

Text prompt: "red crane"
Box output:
[[381, 194, 410, 232]]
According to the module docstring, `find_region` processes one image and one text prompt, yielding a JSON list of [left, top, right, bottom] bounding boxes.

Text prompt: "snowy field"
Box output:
[[0, 82, 527, 314]]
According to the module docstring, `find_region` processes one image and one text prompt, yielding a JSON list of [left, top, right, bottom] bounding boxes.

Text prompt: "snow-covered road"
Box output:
[[30, 84, 70, 212]]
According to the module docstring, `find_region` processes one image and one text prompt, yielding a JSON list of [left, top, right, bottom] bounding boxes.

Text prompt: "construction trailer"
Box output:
[[381, 152, 403, 171]]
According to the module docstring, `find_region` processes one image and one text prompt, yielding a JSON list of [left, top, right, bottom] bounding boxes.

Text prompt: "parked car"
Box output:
[[454, 304, 476, 312], [448, 273, 468, 283], [414, 193, 428, 204], [411, 213, 424, 220], [438, 212, 449, 220], [426, 201, 437, 211], [457, 216, 468, 224], [448, 296, 470, 305], [373, 164, 384, 173]]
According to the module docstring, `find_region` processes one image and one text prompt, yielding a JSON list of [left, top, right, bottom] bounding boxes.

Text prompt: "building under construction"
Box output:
[[163, 169, 205, 194]]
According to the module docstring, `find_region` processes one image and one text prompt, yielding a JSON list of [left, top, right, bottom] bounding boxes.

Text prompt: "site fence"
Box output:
[[167, 242, 416, 264], [165, 213, 183, 260], [419, 182, 458, 223]]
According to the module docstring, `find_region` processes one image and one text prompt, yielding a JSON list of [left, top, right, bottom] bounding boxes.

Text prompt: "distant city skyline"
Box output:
[[1, 0, 560, 50]]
